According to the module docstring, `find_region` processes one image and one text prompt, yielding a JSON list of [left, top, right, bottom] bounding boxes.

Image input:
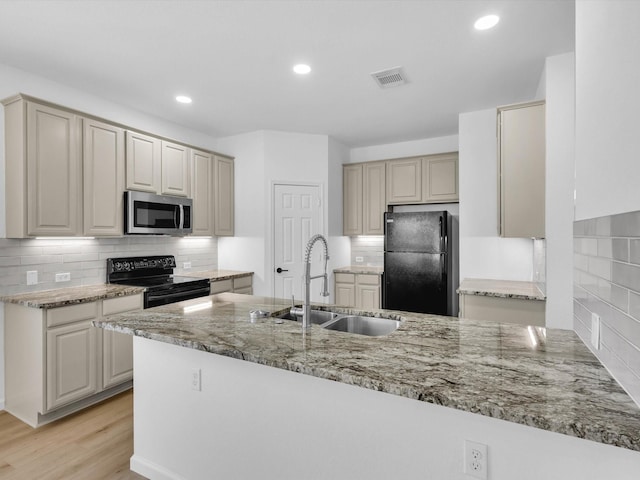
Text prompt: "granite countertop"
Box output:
[[95, 292, 640, 452], [457, 278, 546, 301], [334, 265, 384, 275], [187, 269, 254, 281], [1, 284, 145, 309]]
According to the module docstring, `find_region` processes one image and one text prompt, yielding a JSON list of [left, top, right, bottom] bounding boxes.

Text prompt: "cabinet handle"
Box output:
[[276, 267, 288, 273]]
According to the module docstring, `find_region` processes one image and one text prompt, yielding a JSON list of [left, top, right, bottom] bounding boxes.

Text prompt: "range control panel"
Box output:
[[107, 255, 177, 277]]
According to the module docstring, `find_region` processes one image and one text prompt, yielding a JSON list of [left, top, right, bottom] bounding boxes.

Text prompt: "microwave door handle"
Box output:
[[178, 205, 184, 229]]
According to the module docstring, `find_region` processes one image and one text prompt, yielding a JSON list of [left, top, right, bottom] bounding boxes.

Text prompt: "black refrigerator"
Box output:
[[383, 211, 457, 316]]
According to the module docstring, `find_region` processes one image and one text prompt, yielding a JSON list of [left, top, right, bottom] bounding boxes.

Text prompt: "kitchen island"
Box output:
[[95, 293, 640, 480]]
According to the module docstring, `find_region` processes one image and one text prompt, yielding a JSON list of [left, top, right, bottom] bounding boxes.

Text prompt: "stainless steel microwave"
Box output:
[[124, 191, 192, 235]]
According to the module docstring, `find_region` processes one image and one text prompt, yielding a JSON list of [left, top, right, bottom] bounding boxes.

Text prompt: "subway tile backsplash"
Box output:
[[350, 235, 384, 267], [574, 212, 640, 406], [0, 236, 218, 297]]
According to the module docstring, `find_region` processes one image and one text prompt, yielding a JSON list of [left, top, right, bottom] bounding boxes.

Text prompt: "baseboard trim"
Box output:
[[130, 455, 186, 480], [0, 398, 5, 411]]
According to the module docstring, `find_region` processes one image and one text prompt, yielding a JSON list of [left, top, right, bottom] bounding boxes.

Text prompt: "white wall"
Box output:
[[216, 130, 350, 300], [544, 53, 576, 329], [458, 108, 534, 282], [349, 134, 458, 163], [0, 62, 221, 411], [574, 1, 640, 220]]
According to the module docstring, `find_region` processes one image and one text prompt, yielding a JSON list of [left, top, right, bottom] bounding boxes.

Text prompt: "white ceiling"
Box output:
[[0, 0, 574, 147]]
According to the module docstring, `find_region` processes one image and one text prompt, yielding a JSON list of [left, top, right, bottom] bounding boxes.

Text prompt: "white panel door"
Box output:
[[273, 184, 323, 303]]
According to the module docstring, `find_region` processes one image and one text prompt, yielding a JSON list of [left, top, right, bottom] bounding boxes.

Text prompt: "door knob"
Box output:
[[276, 267, 289, 273]]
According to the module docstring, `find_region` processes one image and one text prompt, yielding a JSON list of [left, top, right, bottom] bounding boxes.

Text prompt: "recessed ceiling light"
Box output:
[[474, 14, 500, 30], [293, 64, 311, 75], [176, 95, 192, 104]]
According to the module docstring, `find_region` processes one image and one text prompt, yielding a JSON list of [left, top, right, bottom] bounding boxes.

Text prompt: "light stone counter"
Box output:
[[94, 292, 640, 452], [457, 278, 546, 301], [186, 269, 253, 281], [1, 284, 145, 309], [333, 265, 383, 275]]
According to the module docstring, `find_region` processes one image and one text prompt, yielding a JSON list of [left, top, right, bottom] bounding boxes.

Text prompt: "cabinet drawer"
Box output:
[[335, 273, 355, 284], [47, 302, 98, 328], [234, 286, 253, 295], [357, 274, 380, 286], [233, 275, 252, 289], [210, 279, 233, 294], [102, 294, 143, 316]]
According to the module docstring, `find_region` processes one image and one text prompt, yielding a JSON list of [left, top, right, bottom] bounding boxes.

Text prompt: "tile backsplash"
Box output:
[[0, 236, 218, 296], [574, 212, 640, 406], [350, 236, 384, 267]]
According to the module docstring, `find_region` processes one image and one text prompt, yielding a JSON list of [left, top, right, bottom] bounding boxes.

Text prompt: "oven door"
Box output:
[[125, 191, 192, 235], [145, 283, 211, 308]]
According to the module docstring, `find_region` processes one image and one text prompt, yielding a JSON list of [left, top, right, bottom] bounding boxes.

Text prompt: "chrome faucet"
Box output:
[[295, 234, 330, 330]]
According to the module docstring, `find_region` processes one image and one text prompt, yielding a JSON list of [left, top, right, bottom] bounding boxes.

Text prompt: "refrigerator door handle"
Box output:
[[440, 253, 446, 287], [439, 216, 444, 252]]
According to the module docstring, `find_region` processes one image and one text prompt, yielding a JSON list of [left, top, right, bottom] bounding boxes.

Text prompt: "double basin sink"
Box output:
[[278, 309, 400, 337]]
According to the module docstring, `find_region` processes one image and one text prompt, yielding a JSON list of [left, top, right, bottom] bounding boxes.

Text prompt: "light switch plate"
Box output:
[[591, 313, 600, 350]]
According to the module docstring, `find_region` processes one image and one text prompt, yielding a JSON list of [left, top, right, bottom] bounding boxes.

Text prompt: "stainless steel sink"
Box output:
[[278, 309, 340, 325], [322, 315, 400, 336], [277, 309, 400, 336]]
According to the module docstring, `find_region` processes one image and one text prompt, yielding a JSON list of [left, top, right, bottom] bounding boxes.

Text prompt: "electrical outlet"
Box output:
[[26, 270, 38, 285], [464, 440, 487, 479], [191, 368, 201, 391], [591, 312, 600, 350], [183, 261, 192, 270], [355, 256, 364, 263], [55, 272, 71, 282]]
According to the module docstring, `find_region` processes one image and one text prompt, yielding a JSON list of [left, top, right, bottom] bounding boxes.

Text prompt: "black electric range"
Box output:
[[106, 255, 211, 308]]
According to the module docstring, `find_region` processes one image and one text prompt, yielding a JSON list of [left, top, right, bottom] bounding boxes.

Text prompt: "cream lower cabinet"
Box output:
[[4, 293, 142, 428], [210, 275, 253, 295], [334, 272, 381, 309], [458, 293, 545, 327]]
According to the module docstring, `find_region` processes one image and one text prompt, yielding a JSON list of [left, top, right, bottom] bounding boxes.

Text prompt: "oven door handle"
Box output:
[[146, 287, 210, 302]]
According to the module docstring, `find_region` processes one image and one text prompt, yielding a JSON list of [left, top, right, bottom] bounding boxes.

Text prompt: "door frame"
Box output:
[[270, 181, 325, 299]]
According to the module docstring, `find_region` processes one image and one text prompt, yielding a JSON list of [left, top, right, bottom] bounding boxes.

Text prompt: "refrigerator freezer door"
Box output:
[[384, 211, 446, 253], [383, 251, 447, 315]]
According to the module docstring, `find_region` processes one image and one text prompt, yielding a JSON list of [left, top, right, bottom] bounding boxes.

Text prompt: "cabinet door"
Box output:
[[46, 321, 97, 411], [363, 162, 386, 235], [101, 294, 141, 389], [356, 285, 380, 310], [335, 283, 355, 307], [343, 164, 363, 235], [423, 154, 458, 203], [102, 331, 133, 389], [214, 156, 234, 236], [83, 119, 125, 236], [191, 149, 214, 235], [499, 102, 545, 238], [387, 158, 422, 204], [26, 102, 81, 236], [161, 141, 190, 197], [125, 130, 161, 193]]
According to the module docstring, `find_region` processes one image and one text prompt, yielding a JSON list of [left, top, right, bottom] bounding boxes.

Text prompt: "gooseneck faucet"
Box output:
[[301, 234, 330, 330]]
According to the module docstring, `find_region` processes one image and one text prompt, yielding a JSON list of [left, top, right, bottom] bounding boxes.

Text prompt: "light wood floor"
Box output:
[[0, 390, 145, 480]]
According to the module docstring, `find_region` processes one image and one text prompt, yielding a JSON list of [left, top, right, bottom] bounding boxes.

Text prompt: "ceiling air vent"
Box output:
[[371, 67, 407, 89]]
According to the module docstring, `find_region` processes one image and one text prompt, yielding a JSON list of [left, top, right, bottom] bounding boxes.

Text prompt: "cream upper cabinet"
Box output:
[[83, 118, 125, 236], [363, 162, 386, 235], [422, 153, 458, 203], [343, 164, 363, 235], [214, 155, 234, 236], [498, 101, 545, 238], [387, 157, 422, 204], [161, 141, 190, 197], [125, 130, 161, 193], [11, 100, 82, 237], [191, 149, 214, 236]]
